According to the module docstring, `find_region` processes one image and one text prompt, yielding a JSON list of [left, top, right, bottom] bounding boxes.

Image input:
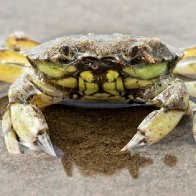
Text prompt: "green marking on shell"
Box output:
[[123, 63, 168, 79], [36, 62, 66, 78]]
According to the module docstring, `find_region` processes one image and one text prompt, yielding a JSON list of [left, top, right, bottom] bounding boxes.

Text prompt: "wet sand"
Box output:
[[44, 105, 154, 178]]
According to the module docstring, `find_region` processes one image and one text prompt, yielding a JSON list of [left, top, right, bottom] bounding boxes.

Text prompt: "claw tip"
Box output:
[[120, 132, 146, 152], [37, 133, 56, 157]]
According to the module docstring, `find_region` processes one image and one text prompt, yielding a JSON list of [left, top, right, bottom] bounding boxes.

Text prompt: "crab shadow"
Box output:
[[43, 105, 154, 178]]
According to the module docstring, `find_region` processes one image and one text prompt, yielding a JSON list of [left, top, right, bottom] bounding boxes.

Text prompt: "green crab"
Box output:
[[0, 32, 196, 156]]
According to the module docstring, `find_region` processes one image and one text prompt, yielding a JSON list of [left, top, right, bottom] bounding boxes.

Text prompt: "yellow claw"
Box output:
[[121, 109, 184, 151], [0, 50, 29, 65], [174, 58, 196, 79], [183, 46, 196, 58], [121, 80, 189, 151], [0, 64, 23, 83], [0, 32, 39, 85], [0, 50, 30, 83], [5, 32, 39, 51], [185, 81, 196, 98], [174, 46, 196, 78]]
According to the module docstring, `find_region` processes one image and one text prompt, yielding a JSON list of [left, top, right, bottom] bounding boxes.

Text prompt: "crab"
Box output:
[[0, 32, 196, 156]]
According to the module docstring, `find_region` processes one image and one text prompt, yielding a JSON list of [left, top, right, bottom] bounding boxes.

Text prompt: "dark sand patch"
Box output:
[[164, 154, 177, 167], [44, 105, 154, 178]]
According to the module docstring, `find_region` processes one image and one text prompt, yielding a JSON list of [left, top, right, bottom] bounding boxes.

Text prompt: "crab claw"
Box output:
[[174, 57, 196, 79], [174, 46, 196, 79], [4, 31, 39, 51], [120, 132, 145, 151], [37, 133, 56, 156], [122, 80, 189, 152], [184, 81, 196, 100], [2, 103, 57, 156]]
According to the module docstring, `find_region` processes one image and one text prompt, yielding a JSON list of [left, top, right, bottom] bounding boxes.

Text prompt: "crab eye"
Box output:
[[128, 45, 139, 57], [124, 46, 141, 64], [126, 44, 155, 64], [59, 45, 75, 60]]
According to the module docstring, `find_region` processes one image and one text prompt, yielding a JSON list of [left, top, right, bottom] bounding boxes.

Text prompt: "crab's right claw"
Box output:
[[121, 132, 145, 151], [174, 46, 196, 79], [121, 109, 185, 151], [122, 80, 189, 151]]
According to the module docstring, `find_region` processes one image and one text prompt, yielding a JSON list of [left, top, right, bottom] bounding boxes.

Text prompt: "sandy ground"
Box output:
[[1, 0, 196, 195]]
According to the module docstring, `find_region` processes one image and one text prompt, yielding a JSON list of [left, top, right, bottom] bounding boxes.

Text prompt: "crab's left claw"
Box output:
[[2, 73, 60, 156], [122, 79, 189, 151], [3, 103, 56, 156]]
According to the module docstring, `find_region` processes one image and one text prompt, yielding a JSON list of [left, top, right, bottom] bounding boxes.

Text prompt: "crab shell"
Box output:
[[25, 34, 182, 102]]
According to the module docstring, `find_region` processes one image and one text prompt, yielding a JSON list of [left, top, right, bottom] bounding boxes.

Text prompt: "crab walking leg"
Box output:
[[187, 101, 196, 142], [174, 45, 196, 78], [193, 104, 196, 141], [2, 73, 60, 156], [121, 80, 189, 151]]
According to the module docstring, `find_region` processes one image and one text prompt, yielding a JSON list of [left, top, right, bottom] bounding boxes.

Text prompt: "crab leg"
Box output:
[[121, 79, 189, 150], [4, 31, 39, 51], [2, 72, 61, 156], [0, 32, 39, 98], [0, 32, 39, 82], [174, 46, 196, 80], [0, 49, 30, 98]]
